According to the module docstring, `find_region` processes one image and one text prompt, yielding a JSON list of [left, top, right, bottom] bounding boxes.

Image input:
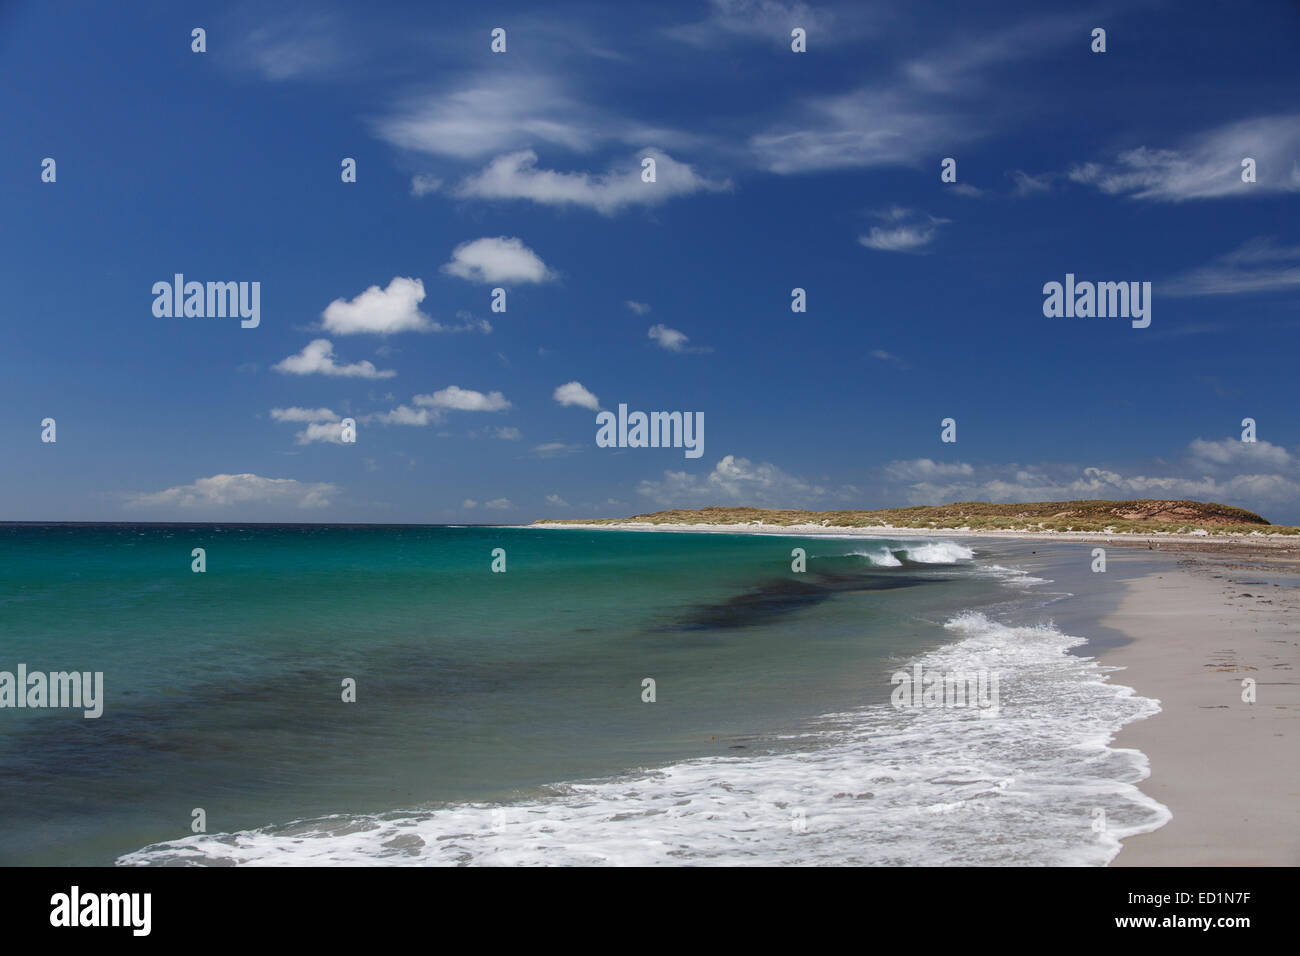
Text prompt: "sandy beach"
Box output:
[[532, 521, 1300, 866], [1104, 553, 1300, 866]]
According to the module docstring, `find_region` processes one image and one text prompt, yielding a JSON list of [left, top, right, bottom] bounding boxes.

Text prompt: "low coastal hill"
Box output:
[[535, 499, 1296, 535]]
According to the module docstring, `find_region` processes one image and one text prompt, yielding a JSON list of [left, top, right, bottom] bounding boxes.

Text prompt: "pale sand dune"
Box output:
[[1105, 560, 1300, 866]]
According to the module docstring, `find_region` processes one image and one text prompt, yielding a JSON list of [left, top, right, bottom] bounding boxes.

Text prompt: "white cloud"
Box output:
[[1009, 169, 1052, 196], [321, 277, 434, 335], [1164, 238, 1300, 297], [373, 404, 434, 426], [545, 493, 570, 507], [869, 349, 908, 367], [441, 237, 555, 285], [883, 459, 975, 481], [533, 442, 581, 458], [1068, 115, 1300, 201], [648, 323, 711, 353], [859, 224, 938, 252], [1188, 437, 1292, 470], [625, 300, 652, 315], [484, 498, 513, 510], [455, 149, 730, 215], [374, 74, 601, 159], [553, 381, 599, 410], [410, 174, 442, 197], [414, 385, 511, 412], [127, 473, 337, 510], [491, 426, 522, 440], [749, 15, 1081, 174], [240, 15, 353, 82], [294, 422, 351, 445], [858, 209, 947, 253], [874, 439, 1300, 523], [638, 455, 829, 508], [273, 339, 397, 379], [668, 0, 856, 47], [270, 407, 340, 423]]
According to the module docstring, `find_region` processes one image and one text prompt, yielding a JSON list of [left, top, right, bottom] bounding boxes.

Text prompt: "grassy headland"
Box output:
[[534, 499, 1300, 536]]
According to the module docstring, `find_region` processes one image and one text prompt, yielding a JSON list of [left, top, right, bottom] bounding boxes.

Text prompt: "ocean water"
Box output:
[[0, 524, 1169, 865]]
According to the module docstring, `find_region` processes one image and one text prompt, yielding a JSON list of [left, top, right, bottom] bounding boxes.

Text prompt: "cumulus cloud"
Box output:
[[372, 404, 435, 426], [126, 473, 337, 510], [874, 438, 1300, 523], [455, 149, 730, 215], [462, 498, 478, 509], [638, 455, 830, 508], [545, 493, 570, 507], [484, 497, 513, 510], [414, 385, 511, 412], [625, 300, 652, 315], [321, 277, 434, 335], [553, 381, 599, 409], [1188, 436, 1292, 470], [273, 339, 396, 378], [441, 236, 555, 284], [294, 422, 352, 445]]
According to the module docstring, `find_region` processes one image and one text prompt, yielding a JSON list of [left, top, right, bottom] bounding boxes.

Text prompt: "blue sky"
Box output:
[[3, 0, 1300, 523]]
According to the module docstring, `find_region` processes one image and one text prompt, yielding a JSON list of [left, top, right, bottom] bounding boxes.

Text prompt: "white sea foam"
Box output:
[[119, 610, 1167, 867], [842, 540, 974, 567], [982, 564, 1049, 586]]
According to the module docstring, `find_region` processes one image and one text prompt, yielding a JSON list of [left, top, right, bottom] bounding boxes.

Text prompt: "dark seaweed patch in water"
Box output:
[[671, 571, 939, 631]]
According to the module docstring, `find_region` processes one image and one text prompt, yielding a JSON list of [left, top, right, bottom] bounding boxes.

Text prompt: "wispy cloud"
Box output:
[[455, 149, 730, 215], [240, 14, 354, 82], [410, 174, 442, 197], [648, 323, 712, 353], [270, 407, 341, 423], [1164, 238, 1300, 296], [127, 473, 338, 510], [1069, 114, 1300, 201], [749, 14, 1082, 174], [858, 208, 948, 253]]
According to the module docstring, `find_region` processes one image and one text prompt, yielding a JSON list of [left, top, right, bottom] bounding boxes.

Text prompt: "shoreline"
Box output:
[[526, 520, 1300, 555], [1102, 555, 1300, 866], [532, 520, 1300, 866]]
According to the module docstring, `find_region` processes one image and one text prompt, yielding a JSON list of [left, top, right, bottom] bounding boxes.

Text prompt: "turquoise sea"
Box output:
[[0, 524, 1170, 865]]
